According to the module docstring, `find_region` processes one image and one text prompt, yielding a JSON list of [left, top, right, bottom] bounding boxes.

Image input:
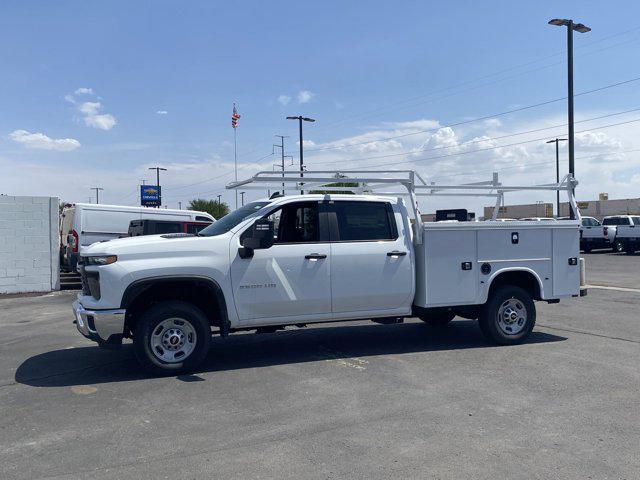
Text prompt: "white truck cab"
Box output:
[[73, 171, 586, 374]]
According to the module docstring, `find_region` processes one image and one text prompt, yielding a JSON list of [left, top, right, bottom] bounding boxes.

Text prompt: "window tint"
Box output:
[[633, 217, 640, 226], [603, 217, 622, 226], [266, 202, 319, 243], [154, 222, 182, 234], [186, 223, 210, 234], [333, 201, 394, 241]]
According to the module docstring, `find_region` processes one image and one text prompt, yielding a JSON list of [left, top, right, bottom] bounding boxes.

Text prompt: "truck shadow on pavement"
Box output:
[[15, 320, 566, 388]]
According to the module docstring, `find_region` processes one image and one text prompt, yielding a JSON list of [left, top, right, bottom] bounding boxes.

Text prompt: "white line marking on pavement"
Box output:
[[586, 284, 640, 293]]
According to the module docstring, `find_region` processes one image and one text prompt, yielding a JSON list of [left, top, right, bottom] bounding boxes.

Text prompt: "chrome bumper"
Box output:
[[73, 300, 126, 345]]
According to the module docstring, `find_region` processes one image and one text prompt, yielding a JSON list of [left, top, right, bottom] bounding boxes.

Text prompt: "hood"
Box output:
[[81, 233, 227, 258]]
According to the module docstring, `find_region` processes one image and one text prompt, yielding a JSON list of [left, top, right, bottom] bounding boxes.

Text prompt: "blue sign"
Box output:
[[141, 185, 161, 207]]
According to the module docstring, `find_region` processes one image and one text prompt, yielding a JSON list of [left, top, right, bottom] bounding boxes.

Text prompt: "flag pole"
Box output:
[[234, 126, 238, 210]]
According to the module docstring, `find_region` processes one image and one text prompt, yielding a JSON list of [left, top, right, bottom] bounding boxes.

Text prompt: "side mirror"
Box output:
[[239, 219, 275, 258]]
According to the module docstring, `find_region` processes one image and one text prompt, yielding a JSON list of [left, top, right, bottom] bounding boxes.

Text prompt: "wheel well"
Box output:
[[489, 270, 541, 300], [122, 278, 228, 335]]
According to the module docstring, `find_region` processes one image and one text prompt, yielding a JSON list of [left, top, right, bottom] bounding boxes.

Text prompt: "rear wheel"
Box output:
[[613, 240, 624, 253], [479, 286, 535, 345], [418, 309, 455, 326], [582, 243, 592, 253], [133, 301, 211, 375]]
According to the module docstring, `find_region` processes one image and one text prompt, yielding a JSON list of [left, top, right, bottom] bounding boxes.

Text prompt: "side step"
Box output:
[[371, 317, 404, 325]]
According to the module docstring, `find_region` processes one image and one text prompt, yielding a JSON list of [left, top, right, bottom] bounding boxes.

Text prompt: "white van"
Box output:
[[60, 204, 215, 271]]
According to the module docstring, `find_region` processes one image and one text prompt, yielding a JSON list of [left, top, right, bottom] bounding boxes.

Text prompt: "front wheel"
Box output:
[[133, 301, 211, 375], [478, 286, 536, 345]]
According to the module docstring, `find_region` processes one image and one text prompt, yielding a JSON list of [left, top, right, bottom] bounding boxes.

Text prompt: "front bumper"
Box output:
[[73, 300, 126, 346]]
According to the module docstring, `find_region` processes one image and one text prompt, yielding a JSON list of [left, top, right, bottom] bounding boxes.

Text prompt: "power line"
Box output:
[[232, 27, 640, 161], [339, 117, 640, 170], [305, 75, 640, 155], [313, 107, 640, 166]]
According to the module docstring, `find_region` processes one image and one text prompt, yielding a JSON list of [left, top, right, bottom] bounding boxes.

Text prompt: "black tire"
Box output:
[[582, 244, 592, 253], [133, 301, 211, 375], [613, 240, 624, 253], [418, 309, 455, 326], [625, 246, 636, 255], [478, 286, 536, 345]]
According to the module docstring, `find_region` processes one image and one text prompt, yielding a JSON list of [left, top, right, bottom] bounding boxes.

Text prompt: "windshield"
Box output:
[[197, 201, 270, 237]]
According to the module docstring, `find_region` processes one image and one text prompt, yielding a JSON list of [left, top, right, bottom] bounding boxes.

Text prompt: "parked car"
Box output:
[[520, 217, 557, 222], [60, 203, 214, 271], [603, 215, 640, 253], [128, 219, 213, 237], [73, 191, 584, 374], [559, 216, 615, 253]]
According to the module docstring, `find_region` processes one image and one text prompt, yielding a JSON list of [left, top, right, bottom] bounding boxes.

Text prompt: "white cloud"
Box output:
[[277, 95, 291, 106], [9, 130, 80, 151], [65, 89, 117, 131], [156, 110, 168, 115], [297, 90, 315, 104], [84, 113, 117, 130], [79, 101, 101, 116]]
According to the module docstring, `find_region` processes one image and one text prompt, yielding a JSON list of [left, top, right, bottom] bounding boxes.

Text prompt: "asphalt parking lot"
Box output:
[[1, 255, 639, 479]]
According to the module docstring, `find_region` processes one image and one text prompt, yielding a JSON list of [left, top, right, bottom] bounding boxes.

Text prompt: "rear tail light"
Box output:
[[70, 229, 79, 253], [603, 227, 608, 236]]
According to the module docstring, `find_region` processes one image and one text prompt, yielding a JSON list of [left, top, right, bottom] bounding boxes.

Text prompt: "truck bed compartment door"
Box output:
[[552, 228, 580, 297], [421, 229, 477, 306]]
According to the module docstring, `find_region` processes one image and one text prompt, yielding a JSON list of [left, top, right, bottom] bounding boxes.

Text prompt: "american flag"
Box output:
[[232, 103, 241, 129]]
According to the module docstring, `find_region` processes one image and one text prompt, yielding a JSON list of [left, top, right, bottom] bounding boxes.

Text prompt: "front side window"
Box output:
[[266, 202, 319, 243], [333, 201, 395, 241]]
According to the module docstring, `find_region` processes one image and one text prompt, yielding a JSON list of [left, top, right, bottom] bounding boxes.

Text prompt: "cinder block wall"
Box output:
[[0, 196, 60, 294]]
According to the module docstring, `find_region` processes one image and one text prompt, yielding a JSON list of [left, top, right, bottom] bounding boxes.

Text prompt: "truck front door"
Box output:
[[230, 201, 332, 325]]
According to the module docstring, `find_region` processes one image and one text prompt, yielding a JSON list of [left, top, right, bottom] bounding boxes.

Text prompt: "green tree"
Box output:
[[188, 198, 230, 219], [309, 174, 360, 195]]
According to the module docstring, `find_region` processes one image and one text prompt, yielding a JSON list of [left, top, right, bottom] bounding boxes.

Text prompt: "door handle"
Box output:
[[305, 253, 327, 260], [387, 250, 407, 257]]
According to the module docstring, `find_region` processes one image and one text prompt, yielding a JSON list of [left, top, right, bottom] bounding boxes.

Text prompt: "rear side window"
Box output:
[[603, 217, 627, 226], [154, 222, 182, 234], [333, 201, 396, 241], [633, 217, 640, 226]]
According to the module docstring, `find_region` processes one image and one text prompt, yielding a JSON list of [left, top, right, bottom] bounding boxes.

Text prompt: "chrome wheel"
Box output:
[[496, 298, 527, 335], [150, 317, 197, 363]]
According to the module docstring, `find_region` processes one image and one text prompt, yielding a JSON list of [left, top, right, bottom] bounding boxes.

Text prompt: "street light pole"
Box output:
[[287, 115, 315, 194], [240, 191, 245, 206], [148, 166, 167, 208], [546, 138, 568, 216], [549, 18, 590, 219]]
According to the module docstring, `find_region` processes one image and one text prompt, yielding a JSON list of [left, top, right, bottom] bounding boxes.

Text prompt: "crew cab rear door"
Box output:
[[327, 200, 413, 317]]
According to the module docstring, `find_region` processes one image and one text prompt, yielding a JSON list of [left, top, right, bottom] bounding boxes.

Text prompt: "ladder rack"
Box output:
[[227, 170, 580, 241]]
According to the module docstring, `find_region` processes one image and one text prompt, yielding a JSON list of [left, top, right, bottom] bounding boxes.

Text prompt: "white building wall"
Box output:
[[0, 196, 60, 294]]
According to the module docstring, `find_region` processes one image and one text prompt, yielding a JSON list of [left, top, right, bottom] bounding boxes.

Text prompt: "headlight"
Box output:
[[84, 255, 117, 266]]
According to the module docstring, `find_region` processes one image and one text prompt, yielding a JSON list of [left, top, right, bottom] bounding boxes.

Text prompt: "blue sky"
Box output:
[[1, 1, 639, 211]]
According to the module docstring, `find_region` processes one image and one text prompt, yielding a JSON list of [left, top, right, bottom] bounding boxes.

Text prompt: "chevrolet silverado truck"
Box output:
[[603, 215, 640, 253], [73, 171, 586, 374]]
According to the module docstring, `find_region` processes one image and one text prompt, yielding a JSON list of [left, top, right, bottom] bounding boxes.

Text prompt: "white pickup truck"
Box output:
[[560, 216, 616, 252], [73, 171, 586, 374], [603, 215, 640, 253]]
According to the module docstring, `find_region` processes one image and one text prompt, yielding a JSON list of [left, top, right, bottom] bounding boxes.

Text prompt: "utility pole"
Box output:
[[217, 194, 222, 206], [546, 138, 567, 217], [286, 115, 315, 194], [548, 18, 590, 219], [148, 166, 167, 208], [139, 179, 147, 185], [90, 187, 104, 204], [178, 201, 182, 210], [240, 191, 245, 206], [274, 135, 289, 194]]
